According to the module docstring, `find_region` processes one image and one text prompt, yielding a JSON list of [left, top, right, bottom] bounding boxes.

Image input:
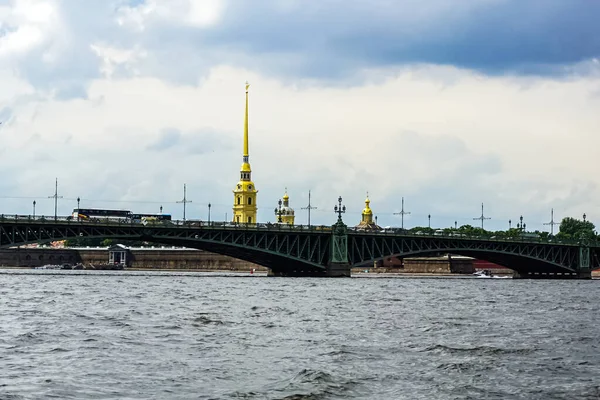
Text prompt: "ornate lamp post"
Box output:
[[274, 199, 283, 223], [160, 205, 163, 214], [32, 200, 36, 218], [208, 203, 212, 225], [77, 197, 80, 221], [583, 213, 587, 222], [334, 196, 346, 223], [428, 214, 431, 229], [455, 221, 457, 230], [509, 219, 512, 230], [519, 215, 524, 231]]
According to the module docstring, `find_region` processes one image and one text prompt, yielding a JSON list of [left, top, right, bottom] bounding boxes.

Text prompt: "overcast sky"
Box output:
[[1, 0, 599, 230]]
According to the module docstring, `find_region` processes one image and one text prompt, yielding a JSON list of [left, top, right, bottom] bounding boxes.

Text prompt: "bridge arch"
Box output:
[[360, 248, 577, 275]]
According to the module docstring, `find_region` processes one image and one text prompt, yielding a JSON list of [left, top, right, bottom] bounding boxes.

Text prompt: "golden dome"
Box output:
[[362, 197, 372, 215]]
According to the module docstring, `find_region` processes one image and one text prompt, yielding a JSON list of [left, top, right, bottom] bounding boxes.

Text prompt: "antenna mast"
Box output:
[[301, 190, 317, 226]]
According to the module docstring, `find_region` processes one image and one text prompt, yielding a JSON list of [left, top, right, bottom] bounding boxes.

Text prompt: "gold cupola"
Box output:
[[355, 193, 381, 231], [276, 188, 295, 225]]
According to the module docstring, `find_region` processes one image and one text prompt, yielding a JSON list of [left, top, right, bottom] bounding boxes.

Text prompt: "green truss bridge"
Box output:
[[1, 214, 598, 278]]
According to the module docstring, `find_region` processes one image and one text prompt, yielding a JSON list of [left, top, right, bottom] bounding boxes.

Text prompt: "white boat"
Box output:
[[473, 269, 493, 278], [35, 264, 63, 270]]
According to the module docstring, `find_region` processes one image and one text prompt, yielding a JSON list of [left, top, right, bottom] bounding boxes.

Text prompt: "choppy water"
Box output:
[[1, 270, 599, 399]]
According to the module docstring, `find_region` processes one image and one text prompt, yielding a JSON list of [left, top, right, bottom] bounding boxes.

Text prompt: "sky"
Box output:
[[0, 0, 599, 231]]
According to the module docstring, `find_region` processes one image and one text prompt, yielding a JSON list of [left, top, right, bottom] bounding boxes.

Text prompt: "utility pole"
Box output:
[[473, 202, 490, 230], [48, 178, 63, 221], [176, 183, 192, 221], [301, 190, 317, 226], [543, 208, 559, 235], [393, 197, 411, 230]]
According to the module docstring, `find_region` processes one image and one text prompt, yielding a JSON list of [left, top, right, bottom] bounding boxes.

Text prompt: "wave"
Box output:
[[423, 344, 536, 356]]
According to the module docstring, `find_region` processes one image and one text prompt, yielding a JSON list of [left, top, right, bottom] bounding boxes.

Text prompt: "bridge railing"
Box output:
[[1, 214, 597, 247], [0, 214, 335, 233]]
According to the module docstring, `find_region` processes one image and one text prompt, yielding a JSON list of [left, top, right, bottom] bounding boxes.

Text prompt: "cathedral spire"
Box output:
[[233, 81, 258, 225], [243, 81, 250, 163]]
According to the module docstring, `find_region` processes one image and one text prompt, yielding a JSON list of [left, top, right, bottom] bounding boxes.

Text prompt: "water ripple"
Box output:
[[0, 270, 599, 399]]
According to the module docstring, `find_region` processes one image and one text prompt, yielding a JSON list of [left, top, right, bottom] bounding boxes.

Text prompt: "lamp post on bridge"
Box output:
[[455, 221, 457, 230], [48, 178, 63, 221], [473, 203, 490, 230], [208, 203, 212, 225], [544, 209, 558, 236], [301, 190, 317, 226], [509, 219, 512, 230], [275, 199, 283, 223], [32, 200, 36, 218], [583, 213, 587, 222], [517, 215, 524, 231], [334, 196, 346, 223], [176, 183, 192, 222], [393, 197, 410, 230], [77, 197, 80, 221], [428, 214, 431, 229]]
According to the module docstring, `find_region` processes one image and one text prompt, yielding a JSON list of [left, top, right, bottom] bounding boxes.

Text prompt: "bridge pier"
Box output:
[[512, 271, 592, 279]]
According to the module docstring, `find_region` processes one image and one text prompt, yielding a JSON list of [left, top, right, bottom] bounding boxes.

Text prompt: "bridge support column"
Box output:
[[327, 218, 351, 277], [577, 245, 592, 280], [326, 262, 351, 277]]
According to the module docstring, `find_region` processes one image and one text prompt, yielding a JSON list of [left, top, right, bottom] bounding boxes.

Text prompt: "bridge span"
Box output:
[[0, 215, 598, 278]]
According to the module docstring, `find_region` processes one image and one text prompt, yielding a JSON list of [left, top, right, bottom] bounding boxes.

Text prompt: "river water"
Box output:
[[1, 270, 599, 399]]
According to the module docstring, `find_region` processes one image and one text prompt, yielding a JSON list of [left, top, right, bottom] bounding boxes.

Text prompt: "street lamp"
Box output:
[[375, 215, 378, 226], [455, 221, 457, 230], [160, 205, 163, 214], [77, 197, 80, 221], [583, 213, 587, 222], [274, 199, 283, 223], [519, 215, 524, 231], [334, 196, 346, 223], [428, 214, 431, 228], [509, 219, 512, 230], [33, 200, 36, 218], [208, 203, 212, 225]]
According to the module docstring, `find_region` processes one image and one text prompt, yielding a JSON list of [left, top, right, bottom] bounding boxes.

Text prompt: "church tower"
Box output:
[[354, 194, 381, 231], [232, 82, 258, 224], [275, 189, 295, 225]]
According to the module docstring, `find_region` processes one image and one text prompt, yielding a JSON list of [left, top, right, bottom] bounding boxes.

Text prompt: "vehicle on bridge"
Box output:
[[71, 208, 132, 222], [130, 213, 172, 225]]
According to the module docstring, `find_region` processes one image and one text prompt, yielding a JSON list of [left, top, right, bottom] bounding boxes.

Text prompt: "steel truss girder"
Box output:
[[2, 221, 596, 273], [348, 234, 581, 272], [0, 222, 331, 270]]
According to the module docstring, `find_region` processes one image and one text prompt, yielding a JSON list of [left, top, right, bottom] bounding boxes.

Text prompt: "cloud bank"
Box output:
[[0, 0, 599, 231]]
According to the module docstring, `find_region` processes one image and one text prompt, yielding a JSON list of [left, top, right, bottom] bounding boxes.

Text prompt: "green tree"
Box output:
[[557, 217, 595, 240]]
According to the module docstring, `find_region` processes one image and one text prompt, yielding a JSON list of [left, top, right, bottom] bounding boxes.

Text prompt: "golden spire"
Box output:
[[243, 81, 250, 158], [240, 81, 251, 174]]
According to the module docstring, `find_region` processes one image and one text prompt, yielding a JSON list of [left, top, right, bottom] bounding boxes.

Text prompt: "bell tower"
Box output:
[[232, 82, 258, 224]]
